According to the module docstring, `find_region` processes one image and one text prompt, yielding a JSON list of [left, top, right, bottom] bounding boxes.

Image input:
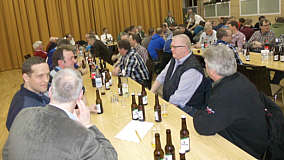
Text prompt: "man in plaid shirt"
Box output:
[[248, 19, 275, 52], [113, 39, 149, 85]]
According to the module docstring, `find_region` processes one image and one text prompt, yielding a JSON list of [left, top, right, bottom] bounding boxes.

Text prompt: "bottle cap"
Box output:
[[181, 115, 186, 119], [131, 92, 135, 96]]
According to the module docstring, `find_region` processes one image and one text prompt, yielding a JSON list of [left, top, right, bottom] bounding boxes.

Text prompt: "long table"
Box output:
[[82, 63, 255, 160], [192, 48, 284, 71]]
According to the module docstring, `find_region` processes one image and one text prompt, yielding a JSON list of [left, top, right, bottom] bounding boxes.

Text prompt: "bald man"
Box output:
[[151, 34, 211, 116]]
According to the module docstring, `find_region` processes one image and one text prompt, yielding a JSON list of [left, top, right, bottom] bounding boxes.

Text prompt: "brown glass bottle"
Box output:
[[105, 70, 111, 90], [165, 129, 175, 160], [274, 45, 280, 61], [141, 85, 148, 105], [154, 133, 164, 160], [137, 94, 145, 121], [154, 93, 162, 122], [180, 115, 190, 152], [118, 76, 123, 96], [179, 149, 186, 160], [245, 46, 250, 61], [96, 89, 103, 114], [131, 93, 138, 120], [280, 45, 284, 62], [82, 60, 86, 69]]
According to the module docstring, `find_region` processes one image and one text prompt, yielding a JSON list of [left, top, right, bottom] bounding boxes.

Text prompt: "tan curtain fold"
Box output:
[[0, 0, 182, 71]]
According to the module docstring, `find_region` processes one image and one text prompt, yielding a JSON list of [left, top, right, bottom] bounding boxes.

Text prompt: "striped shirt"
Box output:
[[118, 48, 149, 84], [248, 30, 275, 48], [134, 44, 149, 63]]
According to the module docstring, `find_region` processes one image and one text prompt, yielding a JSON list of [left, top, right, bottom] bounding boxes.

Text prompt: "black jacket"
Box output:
[[193, 72, 269, 159]]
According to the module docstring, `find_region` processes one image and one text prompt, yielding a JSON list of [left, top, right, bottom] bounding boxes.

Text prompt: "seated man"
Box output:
[[151, 34, 211, 115], [129, 33, 149, 63], [215, 28, 243, 65], [248, 19, 275, 52], [193, 23, 217, 48], [47, 38, 70, 70], [88, 34, 113, 65], [193, 45, 268, 159], [141, 27, 155, 49], [100, 27, 113, 45], [3, 68, 118, 159], [147, 27, 165, 61], [50, 45, 76, 82], [162, 23, 173, 40], [33, 41, 47, 59], [228, 20, 246, 49], [6, 57, 50, 131], [112, 40, 149, 85]]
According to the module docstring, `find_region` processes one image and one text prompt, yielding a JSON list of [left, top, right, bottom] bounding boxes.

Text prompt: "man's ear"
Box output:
[[22, 73, 30, 83], [78, 90, 84, 100]]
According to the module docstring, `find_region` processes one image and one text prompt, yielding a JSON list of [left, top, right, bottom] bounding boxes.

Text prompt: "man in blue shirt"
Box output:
[[6, 56, 50, 131], [147, 27, 165, 61]]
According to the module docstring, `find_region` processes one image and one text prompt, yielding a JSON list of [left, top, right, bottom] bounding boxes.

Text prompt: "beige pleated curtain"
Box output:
[[0, 0, 183, 71]]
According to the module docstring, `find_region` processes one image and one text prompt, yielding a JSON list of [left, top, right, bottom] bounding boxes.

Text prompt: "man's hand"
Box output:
[[253, 41, 262, 48], [112, 66, 120, 76], [75, 100, 93, 128]]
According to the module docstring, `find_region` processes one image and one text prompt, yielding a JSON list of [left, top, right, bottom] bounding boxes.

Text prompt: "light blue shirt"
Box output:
[[156, 52, 203, 108]]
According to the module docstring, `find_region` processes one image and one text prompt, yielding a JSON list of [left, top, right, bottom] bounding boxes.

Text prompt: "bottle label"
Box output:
[[180, 137, 190, 152], [165, 154, 172, 160], [95, 78, 102, 88], [122, 83, 128, 94], [138, 110, 144, 120], [245, 55, 250, 61], [274, 55, 279, 61], [280, 56, 284, 62], [132, 109, 139, 120], [96, 104, 101, 113], [102, 72, 106, 83], [155, 111, 160, 121], [142, 96, 148, 104], [106, 82, 110, 89], [118, 88, 122, 95]]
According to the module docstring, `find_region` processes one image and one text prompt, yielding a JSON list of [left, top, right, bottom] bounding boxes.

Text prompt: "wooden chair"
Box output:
[[237, 64, 282, 101]]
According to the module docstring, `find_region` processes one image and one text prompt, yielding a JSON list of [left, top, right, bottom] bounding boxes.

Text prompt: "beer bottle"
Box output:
[[96, 89, 103, 114], [131, 93, 139, 120], [137, 93, 145, 121], [180, 115, 190, 152], [105, 70, 111, 90], [235, 40, 238, 51], [91, 65, 96, 87], [179, 149, 186, 160], [99, 57, 104, 70], [280, 45, 284, 62], [245, 46, 250, 61], [154, 93, 162, 122], [82, 60, 86, 69], [118, 76, 123, 96], [141, 85, 148, 105], [88, 57, 93, 77], [274, 45, 280, 61], [108, 68, 112, 86], [165, 129, 175, 160], [154, 133, 164, 160]]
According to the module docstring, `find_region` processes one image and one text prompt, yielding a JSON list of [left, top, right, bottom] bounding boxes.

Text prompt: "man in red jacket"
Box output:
[[33, 41, 47, 59]]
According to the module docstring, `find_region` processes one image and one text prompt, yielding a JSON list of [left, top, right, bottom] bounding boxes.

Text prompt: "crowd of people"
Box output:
[[3, 8, 284, 160]]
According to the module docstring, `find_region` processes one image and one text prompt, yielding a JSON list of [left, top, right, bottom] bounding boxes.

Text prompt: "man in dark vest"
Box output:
[[151, 34, 210, 116]]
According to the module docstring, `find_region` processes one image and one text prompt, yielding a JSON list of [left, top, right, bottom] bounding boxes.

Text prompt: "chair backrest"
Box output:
[[237, 64, 272, 96]]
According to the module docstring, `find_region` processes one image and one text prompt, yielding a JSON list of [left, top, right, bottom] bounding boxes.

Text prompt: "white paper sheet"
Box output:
[[115, 120, 154, 143]]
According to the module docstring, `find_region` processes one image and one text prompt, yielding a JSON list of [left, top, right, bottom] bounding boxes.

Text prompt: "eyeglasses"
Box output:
[[170, 45, 186, 49]]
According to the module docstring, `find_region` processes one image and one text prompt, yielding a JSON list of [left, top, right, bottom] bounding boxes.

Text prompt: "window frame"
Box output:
[[204, 1, 231, 18], [239, 0, 281, 16]]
